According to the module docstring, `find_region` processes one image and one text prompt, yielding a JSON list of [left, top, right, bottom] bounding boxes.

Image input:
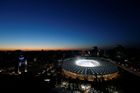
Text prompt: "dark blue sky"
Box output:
[[0, 0, 140, 50]]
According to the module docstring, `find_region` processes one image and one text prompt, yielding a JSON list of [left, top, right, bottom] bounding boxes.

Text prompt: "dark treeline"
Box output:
[[0, 50, 80, 68], [0, 45, 140, 68]]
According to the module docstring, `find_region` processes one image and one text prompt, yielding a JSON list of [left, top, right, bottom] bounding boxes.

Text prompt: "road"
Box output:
[[106, 58, 140, 77]]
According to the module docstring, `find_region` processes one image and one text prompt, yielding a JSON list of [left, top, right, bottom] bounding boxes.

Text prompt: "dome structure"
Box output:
[[62, 57, 119, 81]]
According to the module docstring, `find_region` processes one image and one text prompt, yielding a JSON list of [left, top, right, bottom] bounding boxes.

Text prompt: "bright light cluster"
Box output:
[[80, 84, 91, 90], [75, 59, 100, 67]]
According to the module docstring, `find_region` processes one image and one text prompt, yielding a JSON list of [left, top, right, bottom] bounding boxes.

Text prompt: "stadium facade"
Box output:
[[62, 57, 119, 81]]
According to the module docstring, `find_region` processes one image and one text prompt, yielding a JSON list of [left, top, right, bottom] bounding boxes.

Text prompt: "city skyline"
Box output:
[[0, 0, 140, 50]]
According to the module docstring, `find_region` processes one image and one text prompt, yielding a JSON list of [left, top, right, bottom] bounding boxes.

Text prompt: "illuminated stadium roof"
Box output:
[[75, 59, 100, 67], [62, 57, 118, 75]]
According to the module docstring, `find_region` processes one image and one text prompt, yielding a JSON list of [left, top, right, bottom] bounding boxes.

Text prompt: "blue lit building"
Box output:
[[18, 55, 27, 74]]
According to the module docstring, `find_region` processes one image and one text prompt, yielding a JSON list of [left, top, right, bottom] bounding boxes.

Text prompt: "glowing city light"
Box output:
[[75, 59, 100, 67], [80, 84, 91, 90], [44, 79, 50, 82]]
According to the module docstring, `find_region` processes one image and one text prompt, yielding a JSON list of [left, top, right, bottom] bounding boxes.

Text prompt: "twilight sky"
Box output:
[[0, 0, 140, 50]]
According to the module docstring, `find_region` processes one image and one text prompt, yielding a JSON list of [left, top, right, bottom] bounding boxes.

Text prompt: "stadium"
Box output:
[[62, 57, 119, 81]]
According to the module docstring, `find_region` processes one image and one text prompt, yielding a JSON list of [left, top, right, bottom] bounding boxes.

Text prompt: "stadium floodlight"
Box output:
[[75, 59, 100, 67]]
